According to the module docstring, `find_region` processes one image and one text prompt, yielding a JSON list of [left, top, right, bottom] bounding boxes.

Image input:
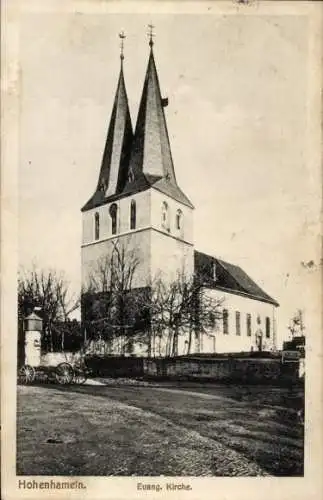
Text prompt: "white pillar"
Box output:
[[24, 312, 43, 367], [25, 330, 41, 367]]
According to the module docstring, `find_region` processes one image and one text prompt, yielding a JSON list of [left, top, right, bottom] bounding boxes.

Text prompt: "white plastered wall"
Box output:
[[178, 288, 278, 355]]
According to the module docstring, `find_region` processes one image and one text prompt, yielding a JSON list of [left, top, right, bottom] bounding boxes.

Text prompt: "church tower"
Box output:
[[81, 31, 194, 294]]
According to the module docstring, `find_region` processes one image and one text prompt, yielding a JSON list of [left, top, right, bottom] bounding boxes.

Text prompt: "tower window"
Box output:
[[246, 314, 252, 336], [109, 203, 118, 235], [161, 201, 170, 231], [223, 309, 229, 334], [128, 167, 135, 183], [130, 200, 136, 230], [176, 209, 182, 230], [94, 212, 100, 240], [265, 317, 271, 338], [235, 311, 241, 335]]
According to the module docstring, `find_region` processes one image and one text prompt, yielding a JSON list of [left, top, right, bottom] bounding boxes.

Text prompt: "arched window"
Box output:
[[265, 317, 271, 338], [235, 311, 241, 336], [161, 201, 169, 231], [223, 309, 229, 334], [246, 313, 252, 336], [176, 209, 182, 230], [109, 203, 118, 235], [130, 200, 136, 230], [94, 212, 100, 240]]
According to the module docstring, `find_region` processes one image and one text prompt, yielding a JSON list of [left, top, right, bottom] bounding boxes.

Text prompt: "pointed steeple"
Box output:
[[97, 61, 133, 197], [126, 31, 193, 208], [82, 33, 133, 211]]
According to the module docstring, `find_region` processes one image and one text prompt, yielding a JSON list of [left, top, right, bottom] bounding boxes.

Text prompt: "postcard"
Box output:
[[1, 1, 322, 499]]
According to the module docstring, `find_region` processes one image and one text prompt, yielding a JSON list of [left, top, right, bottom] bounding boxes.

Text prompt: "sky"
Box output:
[[18, 9, 320, 344]]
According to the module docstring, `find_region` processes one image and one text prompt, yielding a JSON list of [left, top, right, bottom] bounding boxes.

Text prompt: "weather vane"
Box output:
[[147, 23, 155, 47], [119, 30, 126, 60]]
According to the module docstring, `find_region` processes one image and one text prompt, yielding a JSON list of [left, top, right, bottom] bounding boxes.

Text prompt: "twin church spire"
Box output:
[[82, 28, 193, 212]]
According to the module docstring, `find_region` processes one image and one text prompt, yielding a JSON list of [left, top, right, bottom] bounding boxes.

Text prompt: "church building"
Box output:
[[81, 31, 279, 355]]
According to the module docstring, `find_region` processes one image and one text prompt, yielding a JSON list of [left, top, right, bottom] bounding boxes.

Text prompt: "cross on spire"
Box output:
[[119, 30, 126, 61], [147, 23, 155, 48]]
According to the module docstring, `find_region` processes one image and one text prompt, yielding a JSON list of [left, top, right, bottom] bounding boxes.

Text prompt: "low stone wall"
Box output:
[[143, 356, 299, 384], [39, 353, 300, 384], [85, 355, 144, 378]]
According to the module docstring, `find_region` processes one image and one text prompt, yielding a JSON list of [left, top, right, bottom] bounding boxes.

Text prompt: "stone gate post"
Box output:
[[24, 312, 43, 367]]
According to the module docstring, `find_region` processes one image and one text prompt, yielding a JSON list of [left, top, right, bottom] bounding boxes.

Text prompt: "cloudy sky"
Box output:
[[18, 6, 320, 344]]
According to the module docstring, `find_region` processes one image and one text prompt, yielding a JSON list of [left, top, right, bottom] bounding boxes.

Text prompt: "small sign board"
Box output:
[[282, 350, 301, 362]]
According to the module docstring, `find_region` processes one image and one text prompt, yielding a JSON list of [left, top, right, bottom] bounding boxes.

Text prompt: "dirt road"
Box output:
[[16, 382, 303, 476]]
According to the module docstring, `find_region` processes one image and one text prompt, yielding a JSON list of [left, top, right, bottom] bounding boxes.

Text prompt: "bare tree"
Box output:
[[288, 309, 305, 338], [83, 244, 224, 357], [82, 239, 142, 353], [18, 265, 79, 352], [142, 271, 224, 357]]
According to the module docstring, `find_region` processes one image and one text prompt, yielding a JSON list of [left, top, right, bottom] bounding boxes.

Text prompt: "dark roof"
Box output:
[[82, 175, 151, 211], [82, 173, 194, 211], [194, 250, 279, 307], [82, 63, 133, 212], [82, 47, 193, 212]]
